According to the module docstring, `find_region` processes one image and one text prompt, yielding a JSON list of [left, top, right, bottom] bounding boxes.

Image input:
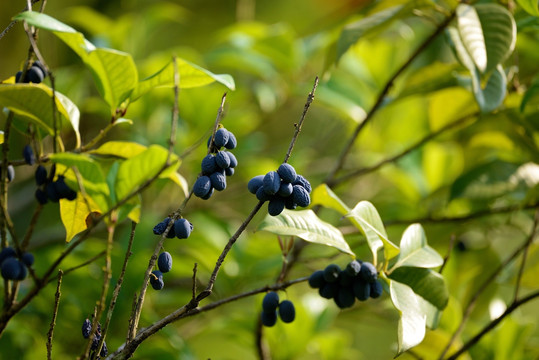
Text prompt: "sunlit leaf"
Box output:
[[90, 141, 147, 158], [391, 224, 444, 269], [389, 267, 449, 310], [131, 58, 235, 101], [337, 5, 405, 61], [258, 209, 355, 256], [456, 4, 487, 72], [115, 145, 179, 202], [60, 193, 101, 243], [390, 280, 426, 355], [311, 183, 350, 215], [0, 84, 80, 146], [15, 11, 138, 115], [475, 3, 516, 73], [516, 0, 539, 17], [346, 201, 399, 264]]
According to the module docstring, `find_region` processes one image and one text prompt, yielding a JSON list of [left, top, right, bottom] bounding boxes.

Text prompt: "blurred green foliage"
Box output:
[[1, 0, 538, 359]]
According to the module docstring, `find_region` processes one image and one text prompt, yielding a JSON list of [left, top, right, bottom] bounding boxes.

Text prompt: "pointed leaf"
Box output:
[[131, 58, 235, 101], [520, 77, 539, 113], [311, 183, 350, 215], [475, 3, 516, 73], [90, 141, 147, 158], [471, 65, 507, 113], [337, 5, 405, 61], [456, 4, 487, 72], [258, 209, 354, 256], [390, 281, 426, 355], [0, 84, 80, 146], [392, 224, 443, 269], [346, 201, 399, 264], [115, 145, 179, 202], [60, 193, 101, 242], [389, 267, 449, 310]]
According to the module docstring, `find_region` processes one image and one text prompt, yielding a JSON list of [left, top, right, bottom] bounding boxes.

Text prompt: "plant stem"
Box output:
[[46, 270, 63, 360]]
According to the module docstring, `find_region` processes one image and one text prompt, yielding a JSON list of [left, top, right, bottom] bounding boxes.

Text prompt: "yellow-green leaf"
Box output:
[[60, 193, 101, 242]]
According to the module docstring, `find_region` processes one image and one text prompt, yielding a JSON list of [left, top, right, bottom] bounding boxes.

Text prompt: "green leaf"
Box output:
[[90, 141, 147, 158], [115, 145, 179, 202], [59, 193, 100, 243], [521, 77, 539, 112], [131, 58, 235, 101], [50, 153, 110, 212], [311, 183, 350, 215], [0, 131, 3, 144], [0, 84, 80, 147], [389, 267, 449, 310], [516, 0, 539, 17], [258, 209, 355, 256], [15, 11, 138, 114], [449, 159, 521, 200], [346, 201, 399, 264], [456, 4, 487, 73], [336, 5, 405, 61], [475, 3, 517, 74], [390, 280, 426, 355], [391, 224, 444, 269]]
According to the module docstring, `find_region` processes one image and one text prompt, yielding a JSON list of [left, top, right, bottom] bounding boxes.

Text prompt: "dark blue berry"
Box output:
[[268, 197, 285, 216], [153, 218, 170, 235], [150, 270, 164, 290], [335, 287, 355, 309], [345, 260, 362, 276], [370, 280, 383, 299], [323, 264, 341, 283], [201, 154, 217, 175], [27, 66, 44, 83], [261, 310, 277, 327], [277, 182, 293, 197], [224, 130, 237, 149], [278, 300, 295, 323], [215, 151, 231, 169], [14, 261, 27, 280], [35, 189, 48, 204], [82, 319, 92, 339], [55, 175, 76, 199], [100, 341, 108, 357], [174, 218, 192, 239], [338, 271, 354, 287], [32, 61, 47, 75], [262, 292, 280, 312], [158, 252, 172, 273], [46, 182, 60, 202], [213, 128, 229, 148], [21, 252, 34, 267], [201, 187, 214, 200], [35, 165, 47, 185], [0, 247, 16, 266], [210, 171, 227, 191], [225, 167, 234, 176], [284, 196, 297, 210], [308, 270, 326, 289], [277, 163, 297, 183], [255, 186, 271, 202], [262, 171, 280, 195], [353, 278, 370, 301], [1, 258, 21, 280], [292, 175, 311, 193], [359, 262, 377, 283], [23, 145, 35, 165], [226, 152, 238, 168], [292, 185, 310, 207], [247, 175, 264, 194], [193, 176, 212, 198], [319, 282, 339, 299]]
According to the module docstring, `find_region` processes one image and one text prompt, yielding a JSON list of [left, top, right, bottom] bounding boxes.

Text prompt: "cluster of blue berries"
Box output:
[[308, 260, 383, 309], [81, 319, 107, 359], [153, 217, 193, 239], [150, 251, 173, 290], [260, 291, 296, 327], [193, 128, 238, 199], [248, 163, 311, 216], [15, 61, 47, 84], [0, 247, 33, 281]]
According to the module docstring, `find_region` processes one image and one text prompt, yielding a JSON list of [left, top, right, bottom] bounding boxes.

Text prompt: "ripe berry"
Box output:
[[338, 271, 354, 287], [193, 176, 212, 198], [284, 196, 297, 210], [35, 165, 47, 185], [150, 270, 164, 290], [262, 171, 280, 195], [201, 187, 214, 200], [158, 252, 172, 273], [210, 171, 227, 191], [323, 264, 341, 283], [153, 218, 170, 235], [225, 167, 234, 176], [14, 262, 27, 280], [213, 128, 229, 148], [308, 270, 326, 289], [21, 252, 34, 267], [292, 185, 310, 207], [23, 145, 35, 165], [100, 341, 108, 357], [353, 278, 370, 301], [262, 292, 280, 312], [335, 287, 355, 309], [268, 197, 285, 216], [82, 319, 92, 339], [215, 151, 231, 169], [255, 186, 271, 202], [35, 189, 48, 204], [345, 260, 362, 276], [226, 152, 238, 168], [27, 66, 44, 83], [224, 130, 237, 149], [261, 310, 277, 327], [201, 154, 218, 175], [277, 163, 297, 183], [278, 300, 295, 323], [1, 258, 21, 280], [277, 182, 293, 197], [0, 247, 16, 266], [370, 280, 383, 299], [32, 61, 47, 75], [247, 175, 264, 194], [46, 182, 60, 202], [293, 175, 311, 193], [359, 262, 377, 283], [55, 175, 77, 200], [319, 282, 339, 299], [174, 218, 193, 239]]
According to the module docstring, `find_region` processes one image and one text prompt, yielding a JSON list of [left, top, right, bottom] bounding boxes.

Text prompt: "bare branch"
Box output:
[[46, 270, 63, 360]]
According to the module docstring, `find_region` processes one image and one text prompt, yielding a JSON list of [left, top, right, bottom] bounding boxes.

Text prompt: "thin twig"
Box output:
[[21, 204, 44, 249], [283, 76, 319, 164], [446, 289, 539, 360], [324, 10, 457, 185], [0, 0, 41, 40], [438, 210, 539, 359], [328, 111, 477, 187], [513, 211, 538, 302], [191, 263, 198, 301], [46, 251, 106, 284], [207, 93, 228, 155], [439, 234, 456, 275], [46, 270, 63, 360]]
